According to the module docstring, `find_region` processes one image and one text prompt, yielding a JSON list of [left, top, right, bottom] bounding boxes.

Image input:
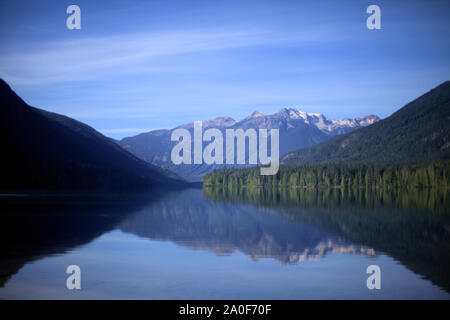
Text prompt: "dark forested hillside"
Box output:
[[0, 79, 186, 190], [282, 81, 450, 165]]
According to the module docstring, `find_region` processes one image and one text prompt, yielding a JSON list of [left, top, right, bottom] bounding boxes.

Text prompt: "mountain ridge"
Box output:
[[119, 107, 379, 181], [0, 79, 187, 190], [282, 81, 450, 165]]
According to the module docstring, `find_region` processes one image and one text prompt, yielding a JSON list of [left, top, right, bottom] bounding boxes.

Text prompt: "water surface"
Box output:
[[0, 188, 449, 299]]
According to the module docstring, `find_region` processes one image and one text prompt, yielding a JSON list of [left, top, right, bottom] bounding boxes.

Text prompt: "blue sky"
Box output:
[[0, 0, 449, 139]]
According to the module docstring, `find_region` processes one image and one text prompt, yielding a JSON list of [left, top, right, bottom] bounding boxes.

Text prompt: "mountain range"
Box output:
[[5, 76, 445, 189], [0, 79, 186, 190], [119, 108, 379, 181], [282, 81, 450, 165]]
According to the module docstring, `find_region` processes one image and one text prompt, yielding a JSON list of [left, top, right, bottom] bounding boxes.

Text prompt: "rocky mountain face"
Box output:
[[118, 108, 379, 181]]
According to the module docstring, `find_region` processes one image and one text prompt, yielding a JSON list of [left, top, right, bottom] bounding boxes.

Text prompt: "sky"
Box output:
[[0, 0, 449, 139]]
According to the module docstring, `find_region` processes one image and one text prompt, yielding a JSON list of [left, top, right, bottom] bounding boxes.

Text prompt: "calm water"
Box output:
[[0, 187, 449, 299]]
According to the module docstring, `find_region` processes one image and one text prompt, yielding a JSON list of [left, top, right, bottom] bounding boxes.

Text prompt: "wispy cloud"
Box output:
[[0, 25, 344, 85]]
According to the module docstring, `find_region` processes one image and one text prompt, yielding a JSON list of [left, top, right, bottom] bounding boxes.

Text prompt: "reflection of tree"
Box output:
[[204, 186, 450, 213], [204, 187, 450, 293]]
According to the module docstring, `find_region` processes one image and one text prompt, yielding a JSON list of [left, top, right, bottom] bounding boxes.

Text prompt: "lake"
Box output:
[[0, 187, 449, 299]]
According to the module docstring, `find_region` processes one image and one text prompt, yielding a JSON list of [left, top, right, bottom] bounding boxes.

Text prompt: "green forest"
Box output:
[[203, 162, 450, 189]]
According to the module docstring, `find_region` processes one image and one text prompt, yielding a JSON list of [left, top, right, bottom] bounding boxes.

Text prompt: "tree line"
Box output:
[[203, 162, 450, 188]]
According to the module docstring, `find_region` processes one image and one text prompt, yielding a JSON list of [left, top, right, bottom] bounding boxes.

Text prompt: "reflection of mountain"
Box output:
[[0, 189, 375, 290], [284, 240, 375, 264], [119, 189, 374, 264], [204, 187, 450, 292], [5, 187, 448, 294], [0, 192, 160, 286]]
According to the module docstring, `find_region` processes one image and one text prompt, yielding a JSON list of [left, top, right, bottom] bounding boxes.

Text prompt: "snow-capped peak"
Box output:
[[245, 107, 379, 134]]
